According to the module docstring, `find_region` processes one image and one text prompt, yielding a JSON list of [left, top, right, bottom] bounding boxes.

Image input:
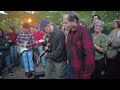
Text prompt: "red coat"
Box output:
[[8, 32, 16, 42], [66, 23, 95, 79], [33, 31, 44, 46]]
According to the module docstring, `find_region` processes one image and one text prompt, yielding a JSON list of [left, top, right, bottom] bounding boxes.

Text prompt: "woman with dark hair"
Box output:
[[0, 29, 13, 79], [89, 15, 108, 35], [7, 27, 18, 67]]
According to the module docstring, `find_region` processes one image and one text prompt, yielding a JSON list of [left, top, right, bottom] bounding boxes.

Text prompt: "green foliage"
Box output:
[[0, 11, 120, 33], [0, 21, 9, 31]]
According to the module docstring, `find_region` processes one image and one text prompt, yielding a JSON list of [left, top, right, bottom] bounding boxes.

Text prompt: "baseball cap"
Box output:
[[38, 19, 49, 32]]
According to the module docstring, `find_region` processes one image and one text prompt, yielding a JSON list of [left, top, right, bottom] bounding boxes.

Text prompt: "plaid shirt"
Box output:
[[66, 23, 95, 79], [16, 31, 35, 50]]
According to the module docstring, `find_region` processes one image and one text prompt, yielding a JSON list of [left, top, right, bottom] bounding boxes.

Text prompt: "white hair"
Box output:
[[97, 20, 104, 29]]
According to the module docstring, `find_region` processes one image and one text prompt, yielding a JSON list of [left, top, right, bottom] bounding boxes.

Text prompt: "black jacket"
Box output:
[[0, 33, 10, 56], [45, 27, 67, 63]]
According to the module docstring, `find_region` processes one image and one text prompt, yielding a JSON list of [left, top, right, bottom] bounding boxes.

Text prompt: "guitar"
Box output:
[[39, 43, 51, 58], [19, 39, 45, 54]]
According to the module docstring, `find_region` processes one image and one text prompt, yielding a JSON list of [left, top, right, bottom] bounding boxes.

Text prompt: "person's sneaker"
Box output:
[[25, 72, 29, 79], [25, 72, 33, 79], [9, 73, 13, 78], [28, 72, 33, 78]]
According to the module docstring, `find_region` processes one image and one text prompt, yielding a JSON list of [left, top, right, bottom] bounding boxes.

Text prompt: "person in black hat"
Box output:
[[39, 19, 67, 79]]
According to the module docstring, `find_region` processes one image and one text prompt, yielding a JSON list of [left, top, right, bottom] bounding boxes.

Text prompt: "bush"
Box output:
[[105, 22, 113, 33]]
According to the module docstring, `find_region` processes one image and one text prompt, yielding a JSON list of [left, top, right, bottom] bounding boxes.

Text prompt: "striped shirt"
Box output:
[[16, 31, 35, 50]]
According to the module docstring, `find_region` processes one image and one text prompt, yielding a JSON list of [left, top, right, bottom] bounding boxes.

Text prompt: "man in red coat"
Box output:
[[63, 11, 95, 79]]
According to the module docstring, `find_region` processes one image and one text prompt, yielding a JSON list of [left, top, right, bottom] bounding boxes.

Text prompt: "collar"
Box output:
[[70, 24, 78, 33]]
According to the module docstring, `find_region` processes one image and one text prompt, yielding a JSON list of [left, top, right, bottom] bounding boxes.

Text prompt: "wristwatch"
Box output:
[[94, 44, 97, 48]]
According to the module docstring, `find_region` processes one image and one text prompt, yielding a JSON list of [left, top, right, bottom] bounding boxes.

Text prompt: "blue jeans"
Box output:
[[67, 63, 72, 79], [0, 52, 12, 75], [20, 54, 24, 68], [34, 46, 46, 66], [10, 45, 18, 65], [22, 50, 34, 72]]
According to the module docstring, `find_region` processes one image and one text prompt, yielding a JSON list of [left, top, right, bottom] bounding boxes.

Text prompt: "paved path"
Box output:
[[3, 63, 45, 79]]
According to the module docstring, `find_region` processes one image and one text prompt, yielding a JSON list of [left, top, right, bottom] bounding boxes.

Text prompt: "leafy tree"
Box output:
[[1, 11, 120, 33]]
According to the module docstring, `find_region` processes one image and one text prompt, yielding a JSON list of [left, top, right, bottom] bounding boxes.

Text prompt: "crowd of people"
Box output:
[[0, 11, 120, 79]]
